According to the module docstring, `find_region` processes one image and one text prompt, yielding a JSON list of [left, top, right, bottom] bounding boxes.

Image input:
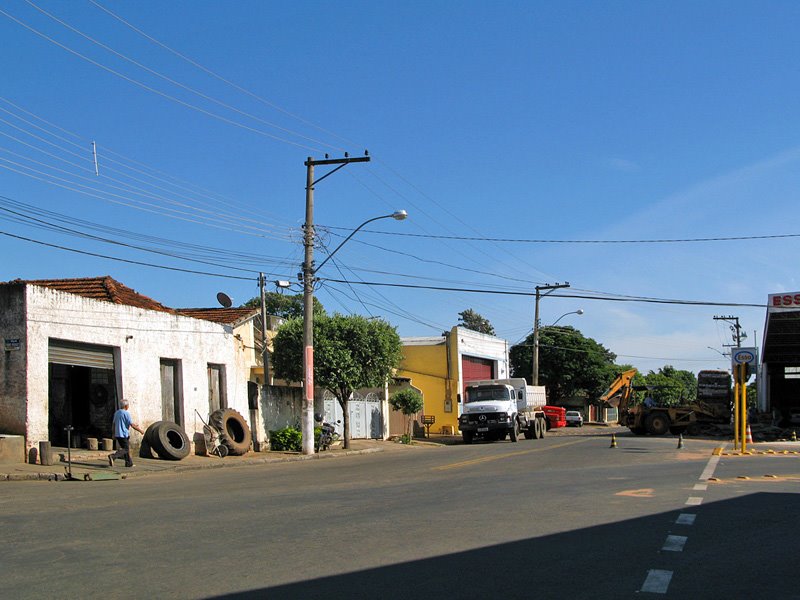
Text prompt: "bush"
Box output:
[[269, 427, 302, 452]]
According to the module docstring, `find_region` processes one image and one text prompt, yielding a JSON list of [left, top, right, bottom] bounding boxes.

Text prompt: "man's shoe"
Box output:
[[107, 454, 114, 467]]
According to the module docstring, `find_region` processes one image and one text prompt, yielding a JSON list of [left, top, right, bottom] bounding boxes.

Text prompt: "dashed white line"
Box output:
[[675, 513, 696, 525], [685, 496, 703, 505], [700, 454, 721, 480], [693, 483, 708, 491], [662, 535, 688, 552], [641, 569, 673, 594]]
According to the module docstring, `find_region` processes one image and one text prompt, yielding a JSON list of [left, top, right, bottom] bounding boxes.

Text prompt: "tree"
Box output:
[[242, 292, 325, 320], [271, 314, 403, 449], [389, 388, 424, 440], [510, 326, 616, 404], [458, 309, 495, 335], [641, 366, 697, 406]]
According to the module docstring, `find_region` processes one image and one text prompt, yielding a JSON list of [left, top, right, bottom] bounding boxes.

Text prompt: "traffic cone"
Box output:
[[746, 425, 754, 445], [677, 434, 684, 449], [610, 433, 617, 448]]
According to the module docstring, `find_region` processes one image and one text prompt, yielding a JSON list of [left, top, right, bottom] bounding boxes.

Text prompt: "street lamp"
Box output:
[[531, 283, 570, 386], [301, 200, 407, 455], [552, 309, 584, 326]]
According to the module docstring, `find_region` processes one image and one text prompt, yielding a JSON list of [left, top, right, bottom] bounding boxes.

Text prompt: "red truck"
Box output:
[[543, 406, 567, 429]]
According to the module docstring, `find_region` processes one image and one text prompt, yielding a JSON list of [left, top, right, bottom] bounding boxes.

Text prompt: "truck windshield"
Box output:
[[465, 386, 510, 403]]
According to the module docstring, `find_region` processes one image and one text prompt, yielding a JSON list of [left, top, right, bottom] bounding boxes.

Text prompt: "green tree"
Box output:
[[242, 292, 325, 320], [510, 326, 616, 404], [389, 388, 424, 440], [458, 309, 495, 335], [271, 314, 403, 449], [641, 366, 697, 406]]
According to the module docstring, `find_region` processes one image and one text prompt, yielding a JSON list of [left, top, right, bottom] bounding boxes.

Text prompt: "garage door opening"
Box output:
[[48, 340, 118, 447]]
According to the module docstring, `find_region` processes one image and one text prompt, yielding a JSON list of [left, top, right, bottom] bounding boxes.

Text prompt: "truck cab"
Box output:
[[458, 379, 547, 443]]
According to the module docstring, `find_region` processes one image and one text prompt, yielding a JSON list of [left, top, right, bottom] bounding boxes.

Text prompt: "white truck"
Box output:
[[457, 378, 548, 444]]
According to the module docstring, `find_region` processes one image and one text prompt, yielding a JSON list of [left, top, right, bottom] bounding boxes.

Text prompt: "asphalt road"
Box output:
[[1, 429, 798, 599]]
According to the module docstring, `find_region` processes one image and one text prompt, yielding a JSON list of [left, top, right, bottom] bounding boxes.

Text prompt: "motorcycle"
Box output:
[[315, 413, 340, 452]]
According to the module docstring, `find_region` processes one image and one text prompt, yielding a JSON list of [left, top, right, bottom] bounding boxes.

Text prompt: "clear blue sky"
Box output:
[[2, 1, 799, 375]]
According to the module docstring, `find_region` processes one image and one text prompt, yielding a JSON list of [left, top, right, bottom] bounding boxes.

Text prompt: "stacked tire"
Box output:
[[143, 421, 191, 461], [209, 408, 252, 456]]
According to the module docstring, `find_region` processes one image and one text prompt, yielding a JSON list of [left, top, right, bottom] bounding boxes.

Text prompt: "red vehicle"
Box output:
[[543, 406, 567, 430]]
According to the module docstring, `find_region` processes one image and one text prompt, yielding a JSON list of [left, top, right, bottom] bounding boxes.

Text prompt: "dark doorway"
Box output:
[[160, 359, 183, 426], [48, 363, 117, 446]]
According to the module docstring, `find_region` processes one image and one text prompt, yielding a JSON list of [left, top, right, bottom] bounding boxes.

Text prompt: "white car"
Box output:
[[565, 411, 583, 427]]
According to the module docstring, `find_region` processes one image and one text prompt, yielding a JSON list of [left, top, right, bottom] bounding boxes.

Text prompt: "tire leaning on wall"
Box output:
[[209, 408, 252, 456], [144, 421, 191, 461]]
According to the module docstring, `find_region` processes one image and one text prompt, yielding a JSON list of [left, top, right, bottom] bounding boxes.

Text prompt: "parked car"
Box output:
[[565, 411, 584, 427]]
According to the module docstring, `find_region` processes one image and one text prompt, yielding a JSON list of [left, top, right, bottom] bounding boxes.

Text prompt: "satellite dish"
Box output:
[[216, 292, 233, 308]]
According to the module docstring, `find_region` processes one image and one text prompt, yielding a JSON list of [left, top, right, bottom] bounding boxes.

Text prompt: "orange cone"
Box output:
[[746, 425, 754, 445]]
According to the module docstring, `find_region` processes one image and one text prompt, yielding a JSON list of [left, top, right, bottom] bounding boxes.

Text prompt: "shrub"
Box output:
[[269, 427, 302, 452]]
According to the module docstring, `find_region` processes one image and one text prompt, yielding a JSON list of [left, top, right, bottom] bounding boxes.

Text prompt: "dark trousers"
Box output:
[[110, 437, 132, 467]]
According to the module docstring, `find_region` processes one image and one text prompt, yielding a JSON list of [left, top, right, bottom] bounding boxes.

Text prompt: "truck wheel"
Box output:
[[646, 412, 670, 436], [462, 431, 473, 444], [510, 420, 519, 442], [538, 417, 546, 438], [532, 418, 542, 439]]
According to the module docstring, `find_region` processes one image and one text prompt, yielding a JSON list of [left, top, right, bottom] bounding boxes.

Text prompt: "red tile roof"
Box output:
[[175, 307, 259, 325], [6, 276, 173, 313]]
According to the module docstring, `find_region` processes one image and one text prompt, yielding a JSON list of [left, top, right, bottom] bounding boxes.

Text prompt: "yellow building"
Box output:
[[397, 326, 510, 435]]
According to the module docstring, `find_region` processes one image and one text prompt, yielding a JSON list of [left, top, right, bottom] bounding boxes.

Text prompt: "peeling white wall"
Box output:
[[22, 285, 249, 449]]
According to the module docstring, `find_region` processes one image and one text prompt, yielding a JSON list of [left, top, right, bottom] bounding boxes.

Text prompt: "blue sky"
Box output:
[[2, 1, 799, 375]]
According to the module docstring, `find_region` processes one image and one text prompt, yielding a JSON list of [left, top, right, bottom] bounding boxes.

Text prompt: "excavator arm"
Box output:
[[599, 368, 638, 415]]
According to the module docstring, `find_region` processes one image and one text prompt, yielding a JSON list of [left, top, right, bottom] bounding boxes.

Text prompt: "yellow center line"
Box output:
[[433, 438, 592, 471]]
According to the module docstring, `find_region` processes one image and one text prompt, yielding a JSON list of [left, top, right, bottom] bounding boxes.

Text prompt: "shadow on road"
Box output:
[[207, 492, 799, 600]]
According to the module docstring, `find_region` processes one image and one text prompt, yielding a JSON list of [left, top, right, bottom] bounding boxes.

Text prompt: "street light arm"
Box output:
[[313, 211, 406, 274]]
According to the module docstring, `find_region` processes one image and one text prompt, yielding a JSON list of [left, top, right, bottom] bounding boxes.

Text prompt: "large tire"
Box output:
[[209, 408, 252, 456], [145, 421, 190, 461], [462, 431, 473, 444], [645, 412, 670, 436], [533, 417, 542, 439], [538, 417, 547, 438], [510, 419, 519, 442]]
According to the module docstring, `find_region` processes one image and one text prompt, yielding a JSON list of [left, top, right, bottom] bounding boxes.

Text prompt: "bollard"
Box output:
[[39, 441, 53, 466], [101, 438, 114, 451], [677, 434, 684, 450], [86, 437, 99, 451], [609, 433, 618, 448]]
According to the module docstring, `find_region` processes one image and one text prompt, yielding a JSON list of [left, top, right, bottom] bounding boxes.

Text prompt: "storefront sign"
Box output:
[[769, 292, 800, 310]]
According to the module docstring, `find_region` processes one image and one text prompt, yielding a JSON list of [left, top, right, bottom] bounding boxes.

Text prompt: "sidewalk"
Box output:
[[0, 438, 405, 482]]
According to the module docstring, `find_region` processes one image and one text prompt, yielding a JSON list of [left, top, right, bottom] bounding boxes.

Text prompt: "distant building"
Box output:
[[761, 291, 800, 424], [396, 326, 510, 436]]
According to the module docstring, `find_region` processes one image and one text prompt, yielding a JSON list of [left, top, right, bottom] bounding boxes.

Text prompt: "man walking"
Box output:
[[109, 399, 145, 468]]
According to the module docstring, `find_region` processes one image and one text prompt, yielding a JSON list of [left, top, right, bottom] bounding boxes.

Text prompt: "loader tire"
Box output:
[[209, 409, 252, 456], [645, 412, 670, 436], [145, 421, 190, 461]]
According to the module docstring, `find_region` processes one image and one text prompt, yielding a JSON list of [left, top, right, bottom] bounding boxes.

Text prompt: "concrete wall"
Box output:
[[0, 284, 27, 435], [20, 285, 248, 450]]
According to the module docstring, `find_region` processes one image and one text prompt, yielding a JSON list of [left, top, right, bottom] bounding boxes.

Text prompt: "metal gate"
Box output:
[[322, 391, 383, 439]]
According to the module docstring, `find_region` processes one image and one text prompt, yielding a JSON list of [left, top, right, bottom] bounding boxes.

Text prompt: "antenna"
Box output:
[[216, 292, 232, 308], [92, 141, 99, 176]]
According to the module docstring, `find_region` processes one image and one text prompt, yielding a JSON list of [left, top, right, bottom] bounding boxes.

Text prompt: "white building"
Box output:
[[0, 276, 264, 454]]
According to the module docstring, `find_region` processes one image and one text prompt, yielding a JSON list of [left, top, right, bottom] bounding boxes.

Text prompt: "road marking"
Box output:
[[700, 454, 721, 480], [685, 496, 703, 505], [432, 438, 590, 471], [662, 535, 687, 552], [693, 483, 707, 491], [615, 488, 654, 498], [640, 569, 672, 594], [675, 513, 696, 525]]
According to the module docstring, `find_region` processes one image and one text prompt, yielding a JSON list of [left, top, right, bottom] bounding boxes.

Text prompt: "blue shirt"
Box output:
[[112, 408, 133, 438]]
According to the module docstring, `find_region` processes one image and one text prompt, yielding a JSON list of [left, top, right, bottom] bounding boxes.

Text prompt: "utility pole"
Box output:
[[302, 153, 370, 456], [259, 273, 269, 385], [713, 315, 744, 348], [532, 282, 570, 386]]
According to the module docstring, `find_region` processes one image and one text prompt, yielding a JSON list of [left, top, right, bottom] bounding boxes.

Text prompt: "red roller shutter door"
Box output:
[[462, 356, 494, 399]]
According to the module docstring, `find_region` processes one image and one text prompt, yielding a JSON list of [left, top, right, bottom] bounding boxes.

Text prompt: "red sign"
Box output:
[[769, 292, 800, 309]]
